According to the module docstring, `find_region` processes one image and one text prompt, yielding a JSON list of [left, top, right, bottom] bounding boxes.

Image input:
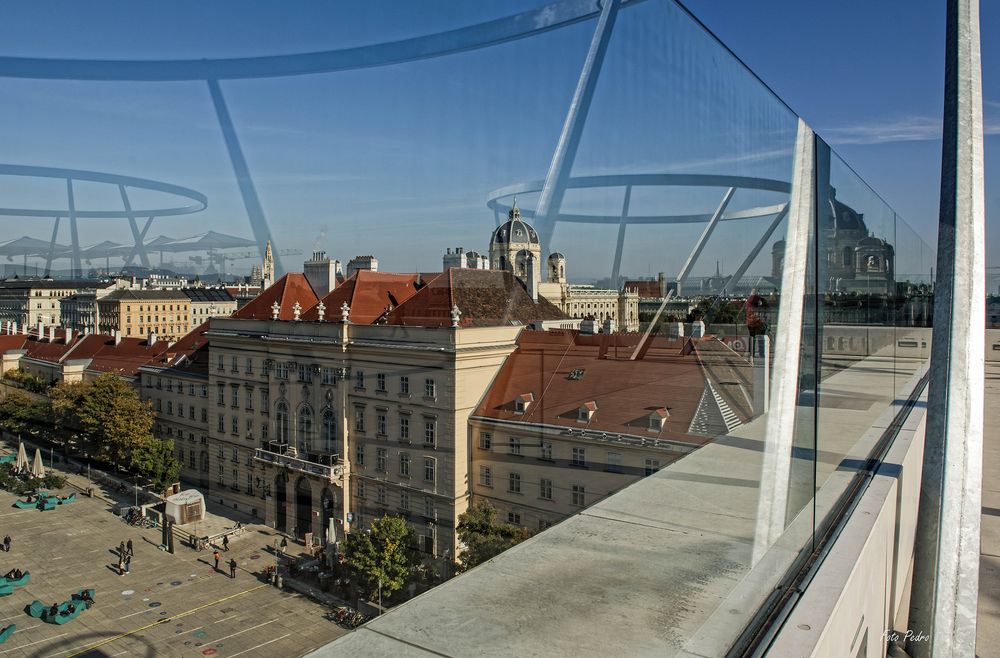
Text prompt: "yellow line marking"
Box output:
[[66, 583, 268, 658]]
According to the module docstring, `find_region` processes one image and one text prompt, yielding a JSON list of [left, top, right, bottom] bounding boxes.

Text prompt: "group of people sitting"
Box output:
[[4, 569, 22, 581]]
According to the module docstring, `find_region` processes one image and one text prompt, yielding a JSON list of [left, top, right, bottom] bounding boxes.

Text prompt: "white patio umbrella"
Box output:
[[30, 448, 44, 478], [14, 442, 28, 472]]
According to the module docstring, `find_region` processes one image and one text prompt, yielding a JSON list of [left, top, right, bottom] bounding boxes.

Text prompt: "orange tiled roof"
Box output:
[[231, 273, 318, 321], [300, 271, 425, 324]]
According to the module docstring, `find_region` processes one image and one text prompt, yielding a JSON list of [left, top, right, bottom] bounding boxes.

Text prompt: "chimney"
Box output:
[[37, 319, 44, 339], [48, 326, 56, 343], [65, 329, 74, 345], [114, 330, 122, 346], [148, 332, 157, 347]]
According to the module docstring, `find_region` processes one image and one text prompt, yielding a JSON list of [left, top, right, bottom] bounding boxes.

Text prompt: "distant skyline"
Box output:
[[0, 1, 991, 282]]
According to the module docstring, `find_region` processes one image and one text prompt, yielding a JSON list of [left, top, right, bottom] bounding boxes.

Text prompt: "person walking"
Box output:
[[228, 558, 237, 579], [117, 555, 124, 576], [118, 540, 125, 557], [126, 539, 133, 558], [279, 536, 288, 555], [3, 535, 10, 553], [222, 534, 229, 552], [124, 554, 131, 575], [213, 550, 220, 571]]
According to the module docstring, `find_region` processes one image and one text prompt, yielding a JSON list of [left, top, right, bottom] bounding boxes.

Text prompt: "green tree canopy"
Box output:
[[456, 502, 532, 571], [132, 435, 180, 490], [49, 380, 89, 433], [342, 514, 418, 601], [77, 373, 155, 470], [0, 390, 48, 436]]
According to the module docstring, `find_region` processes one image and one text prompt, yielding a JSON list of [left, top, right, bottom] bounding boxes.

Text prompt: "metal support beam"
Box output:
[[752, 119, 816, 564], [909, 0, 985, 654], [119, 185, 152, 269], [207, 78, 284, 276], [43, 216, 61, 277], [533, 0, 620, 254], [676, 187, 736, 286], [719, 204, 788, 296], [610, 185, 631, 285], [66, 179, 82, 278]]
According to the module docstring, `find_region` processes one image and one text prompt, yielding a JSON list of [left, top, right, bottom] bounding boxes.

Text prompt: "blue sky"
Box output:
[[0, 1, 992, 282]]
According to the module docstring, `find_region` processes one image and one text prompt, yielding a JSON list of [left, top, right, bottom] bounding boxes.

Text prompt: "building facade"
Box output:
[[96, 290, 191, 341], [183, 288, 237, 332], [0, 279, 115, 328]]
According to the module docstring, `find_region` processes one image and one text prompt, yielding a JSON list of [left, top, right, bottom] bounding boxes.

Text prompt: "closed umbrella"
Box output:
[[30, 448, 44, 478], [14, 442, 28, 473]]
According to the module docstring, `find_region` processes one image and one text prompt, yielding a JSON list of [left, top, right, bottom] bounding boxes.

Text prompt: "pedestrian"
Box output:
[[213, 550, 220, 571], [228, 558, 237, 579], [118, 540, 125, 557], [124, 554, 131, 575], [279, 537, 288, 554], [117, 555, 124, 576], [126, 539, 133, 557], [222, 534, 229, 552], [3, 535, 10, 552]]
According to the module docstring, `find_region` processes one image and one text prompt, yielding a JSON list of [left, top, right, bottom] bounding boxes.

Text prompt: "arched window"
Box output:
[[276, 401, 289, 444], [322, 409, 337, 453], [298, 406, 313, 453]]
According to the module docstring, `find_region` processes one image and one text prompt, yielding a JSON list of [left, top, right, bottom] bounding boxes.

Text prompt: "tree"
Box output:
[[342, 515, 418, 602], [77, 373, 155, 470], [0, 390, 47, 436], [49, 380, 89, 440], [456, 502, 532, 571], [132, 436, 180, 490]]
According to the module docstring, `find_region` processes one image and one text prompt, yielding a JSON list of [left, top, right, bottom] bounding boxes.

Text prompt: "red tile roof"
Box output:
[[472, 331, 752, 445], [387, 269, 567, 328], [300, 271, 425, 324], [231, 273, 318, 321]]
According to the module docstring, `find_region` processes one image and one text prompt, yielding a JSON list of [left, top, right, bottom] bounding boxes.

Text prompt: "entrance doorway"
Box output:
[[275, 474, 287, 533], [295, 478, 312, 540]]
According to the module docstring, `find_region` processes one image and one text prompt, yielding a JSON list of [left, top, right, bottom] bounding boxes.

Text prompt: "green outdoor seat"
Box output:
[[12, 500, 34, 509], [0, 584, 13, 597], [0, 455, 15, 464], [60, 493, 76, 504], [3, 571, 29, 588], [26, 600, 45, 618], [0, 624, 15, 644], [42, 601, 82, 624], [72, 588, 95, 602], [41, 500, 57, 511]]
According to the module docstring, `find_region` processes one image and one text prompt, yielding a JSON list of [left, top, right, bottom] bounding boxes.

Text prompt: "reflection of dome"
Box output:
[[490, 201, 539, 246], [858, 235, 887, 248], [548, 252, 564, 261], [825, 196, 867, 233]]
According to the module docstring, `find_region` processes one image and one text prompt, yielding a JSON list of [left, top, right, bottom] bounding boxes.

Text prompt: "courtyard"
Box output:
[[0, 485, 346, 657]]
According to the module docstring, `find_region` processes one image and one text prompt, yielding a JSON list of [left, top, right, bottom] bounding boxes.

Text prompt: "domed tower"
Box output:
[[490, 199, 542, 293], [547, 252, 566, 284]]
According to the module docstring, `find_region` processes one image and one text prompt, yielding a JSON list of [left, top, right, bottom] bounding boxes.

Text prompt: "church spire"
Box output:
[[262, 240, 275, 289]]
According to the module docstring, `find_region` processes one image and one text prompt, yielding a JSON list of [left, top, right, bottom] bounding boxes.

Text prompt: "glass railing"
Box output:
[[0, 0, 934, 654]]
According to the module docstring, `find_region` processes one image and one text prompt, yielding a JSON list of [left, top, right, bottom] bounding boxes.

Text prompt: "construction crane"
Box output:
[[188, 248, 302, 277]]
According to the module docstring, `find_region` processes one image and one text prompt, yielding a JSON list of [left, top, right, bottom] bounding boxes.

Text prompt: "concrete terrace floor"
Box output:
[[0, 488, 345, 658], [977, 361, 1000, 657]]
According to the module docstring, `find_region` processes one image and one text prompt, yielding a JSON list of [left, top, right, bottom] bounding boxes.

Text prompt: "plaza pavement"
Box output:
[[0, 487, 346, 658]]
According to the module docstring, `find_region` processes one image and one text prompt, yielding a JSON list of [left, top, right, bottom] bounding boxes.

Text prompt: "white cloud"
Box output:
[[821, 108, 1000, 145]]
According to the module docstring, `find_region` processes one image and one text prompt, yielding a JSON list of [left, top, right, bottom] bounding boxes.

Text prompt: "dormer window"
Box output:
[[515, 393, 534, 414], [649, 407, 670, 432], [578, 401, 597, 423]]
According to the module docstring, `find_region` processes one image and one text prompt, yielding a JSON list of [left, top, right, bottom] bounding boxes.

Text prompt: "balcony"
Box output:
[[253, 448, 344, 484]]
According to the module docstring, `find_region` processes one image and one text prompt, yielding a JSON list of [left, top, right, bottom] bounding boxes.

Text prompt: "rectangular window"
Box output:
[[231, 386, 238, 408], [201, 408, 208, 422], [177, 403, 184, 417], [508, 511, 521, 525], [217, 414, 224, 433], [246, 418, 253, 437], [644, 459, 661, 476], [607, 452, 623, 474], [376, 373, 386, 392], [424, 378, 436, 398], [399, 453, 410, 476], [217, 383, 224, 405], [509, 437, 521, 455], [354, 408, 365, 433], [189, 407, 195, 420], [479, 465, 492, 487], [231, 356, 238, 372], [355, 443, 365, 467], [231, 417, 238, 435], [508, 472, 521, 494], [246, 473, 254, 494], [572, 447, 586, 467], [355, 370, 365, 389], [377, 412, 387, 436], [399, 376, 409, 395], [423, 420, 436, 447], [245, 358, 253, 374], [479, 432, 492, 450], [540, 478, 552, 500], [231, 447, 238, 463], [261, 422, 269, 441], [399, 415, 410, 441], [424, 498, 434, 519], [423, 457, 435, 483], [188, 383, 195, 396], [400, 490, 409, 512], [356, 480, 365, 499], [540, 441, 553, 461], [217, 354, 224, 371], [201, 384, 208, 398], [322, 367, 336, 385], [166, 401, 173, 415], [276, 362, 288, 379], [572, 485, 585, 507], [376, 485, 386, 505], [376, 448, 387, 472], [155, 399, 162, 412], [217, 446, 224, 459], [261, 388, 269, 410], [298, 364, 312, 382]]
